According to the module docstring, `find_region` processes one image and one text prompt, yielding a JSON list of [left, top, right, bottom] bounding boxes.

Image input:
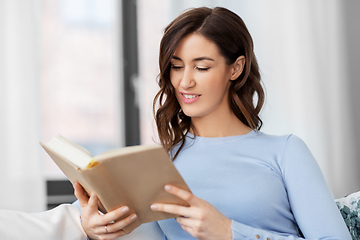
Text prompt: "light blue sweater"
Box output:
[[74, 130, 351, 239], [157, 131, 351, 239]]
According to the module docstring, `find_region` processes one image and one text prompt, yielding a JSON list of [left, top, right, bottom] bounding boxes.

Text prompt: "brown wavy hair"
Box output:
[[153, 7, 265, 159]]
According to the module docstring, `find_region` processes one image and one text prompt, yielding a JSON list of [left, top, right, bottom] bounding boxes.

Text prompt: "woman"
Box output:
[[74, 7, 351, 240]]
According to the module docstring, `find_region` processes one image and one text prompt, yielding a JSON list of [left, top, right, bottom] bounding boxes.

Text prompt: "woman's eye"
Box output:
[[171, 65, 183, 70], [196, 67, 210, 72]]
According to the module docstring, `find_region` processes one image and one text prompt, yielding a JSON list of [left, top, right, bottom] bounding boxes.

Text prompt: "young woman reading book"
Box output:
[[73, 7, 352, 240]]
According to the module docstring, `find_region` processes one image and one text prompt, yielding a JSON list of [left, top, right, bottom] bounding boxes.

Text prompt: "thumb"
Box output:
[[73, 182, 90, 208], [87, 192, 100, 214]]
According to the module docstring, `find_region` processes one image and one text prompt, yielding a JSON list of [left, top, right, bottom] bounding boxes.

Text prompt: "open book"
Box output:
[[40, 135, 190, 233]]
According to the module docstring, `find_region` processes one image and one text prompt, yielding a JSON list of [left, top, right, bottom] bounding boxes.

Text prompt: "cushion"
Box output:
[[335, 191, 360, 239]]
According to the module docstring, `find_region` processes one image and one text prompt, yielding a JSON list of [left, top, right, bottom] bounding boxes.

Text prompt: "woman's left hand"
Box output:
[[151, 185, 232, 240]]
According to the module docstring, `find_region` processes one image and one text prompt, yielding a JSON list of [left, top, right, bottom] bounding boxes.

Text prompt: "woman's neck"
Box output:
[[189, 112, 252, 138]]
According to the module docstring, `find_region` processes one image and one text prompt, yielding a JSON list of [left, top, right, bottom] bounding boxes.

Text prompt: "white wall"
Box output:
[[0, 0, 46, 212]]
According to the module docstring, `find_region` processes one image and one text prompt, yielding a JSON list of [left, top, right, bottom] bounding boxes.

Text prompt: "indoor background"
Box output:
[[0, 0, 359, 213]]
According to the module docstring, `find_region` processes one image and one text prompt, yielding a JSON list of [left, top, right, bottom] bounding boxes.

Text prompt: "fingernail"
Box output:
[[122, 206, 129, 213], [150, 204, 158, 210], [165, 185, 172, 191], [130, 214, 137, 221], [91, 192, 96, 198]]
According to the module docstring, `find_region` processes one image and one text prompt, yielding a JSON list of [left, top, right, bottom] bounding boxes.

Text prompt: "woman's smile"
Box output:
[[180, 92, 201, 104]]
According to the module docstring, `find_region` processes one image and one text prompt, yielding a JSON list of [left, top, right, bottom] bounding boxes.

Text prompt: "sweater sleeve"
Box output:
[[230, 135, 351, 240]]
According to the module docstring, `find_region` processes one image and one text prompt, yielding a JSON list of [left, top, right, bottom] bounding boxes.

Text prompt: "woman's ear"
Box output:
[[230, 56, 245, 81]]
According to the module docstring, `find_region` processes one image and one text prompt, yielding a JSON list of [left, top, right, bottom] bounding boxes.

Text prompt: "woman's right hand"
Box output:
[[73, 182, 137, 240]]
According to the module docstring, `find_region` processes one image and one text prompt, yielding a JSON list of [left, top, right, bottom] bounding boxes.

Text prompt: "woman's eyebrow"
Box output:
[[193, 57, 214, 62], [171, 56, 214, 62], [171, 56, 182, 61]]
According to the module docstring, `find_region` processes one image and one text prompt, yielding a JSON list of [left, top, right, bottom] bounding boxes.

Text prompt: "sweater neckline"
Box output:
[[185, 130, 259, 144]]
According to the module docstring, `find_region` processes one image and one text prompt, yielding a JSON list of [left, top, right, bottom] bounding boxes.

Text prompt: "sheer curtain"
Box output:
[[0, 0, 46, 212], [228, 0, 360, 198], [140, 0, 360, 198]]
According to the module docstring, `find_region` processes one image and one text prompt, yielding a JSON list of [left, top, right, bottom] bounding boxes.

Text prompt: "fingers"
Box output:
[[73, 182, 138, 240], [90, 212, 137, 240], [96, 230, 127, 240], [151, 202, 193, 217], [164, 185, 196, 204], [92, 224, 128, 240], [87, 192, 100, 213], [87, 197, 136, 227], [92, 214, 135, 235], [151, 184, 197, 217], [81, 203, 137, 239], [152, 185, 233, 239], [100, 206, 136, 225], [151, 185, 208, 219], [73, 182, 89, 207], [73, 182, 101, 216], [176, 216, 197, 228], [105, 213, 137, 232]]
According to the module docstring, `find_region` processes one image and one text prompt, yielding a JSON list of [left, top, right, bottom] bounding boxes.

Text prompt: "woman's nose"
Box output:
[[179, 68, 195, 89]]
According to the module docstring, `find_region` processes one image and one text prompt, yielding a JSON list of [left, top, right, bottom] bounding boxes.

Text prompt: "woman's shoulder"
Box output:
[[259, 133, 317, 171], [252, 131, 300, 147], [251, 132, 311, 161], [251, 133, 315, 176], [256, 131, 307, 147]]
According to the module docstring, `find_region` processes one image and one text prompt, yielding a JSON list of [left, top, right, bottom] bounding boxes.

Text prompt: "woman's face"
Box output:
[[170, 33, 235, 120]]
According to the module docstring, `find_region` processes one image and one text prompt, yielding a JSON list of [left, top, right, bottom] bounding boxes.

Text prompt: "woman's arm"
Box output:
[[151, 136, 352, 240], [152, 183, 350, 240], [230, 135, 352, 240], [278, 135, 352, 239]]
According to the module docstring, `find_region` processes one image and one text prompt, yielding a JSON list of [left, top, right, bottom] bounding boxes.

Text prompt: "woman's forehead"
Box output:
[[173, 33, 222, 61]]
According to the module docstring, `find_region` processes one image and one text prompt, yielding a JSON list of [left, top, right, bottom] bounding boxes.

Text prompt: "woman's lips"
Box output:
[[180, 92, 201, 104]]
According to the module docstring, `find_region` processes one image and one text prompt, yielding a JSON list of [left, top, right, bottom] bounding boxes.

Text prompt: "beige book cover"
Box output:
[[40, 136, 190, 233]]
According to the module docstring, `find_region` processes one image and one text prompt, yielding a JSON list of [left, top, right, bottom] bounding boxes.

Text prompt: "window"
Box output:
[[41, 0, 121, 178]]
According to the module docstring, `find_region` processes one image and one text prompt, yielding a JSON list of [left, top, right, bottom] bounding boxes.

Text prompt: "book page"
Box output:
[[94, 144, 162, 162], [45, 135, 93, 169]]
